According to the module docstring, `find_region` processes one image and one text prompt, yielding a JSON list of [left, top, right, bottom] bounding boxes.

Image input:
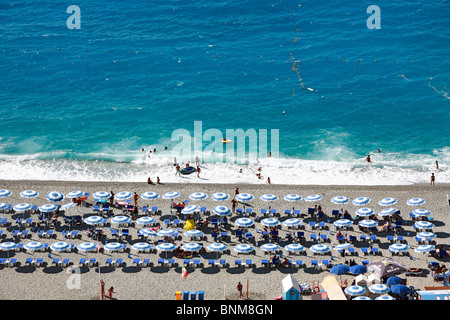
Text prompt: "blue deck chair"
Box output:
[[235, 260, 242, 267], [61, 259, 70, 267], [142, 259, 151, 267], [192, 259, 201, 268], [245, 259, 254, 268], [219, 259, 227, 268], [79, 258, 87, 267], [245, 208, 253, 216]]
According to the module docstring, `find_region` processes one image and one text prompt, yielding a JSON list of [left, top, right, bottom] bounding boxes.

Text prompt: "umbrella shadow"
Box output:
[[122, 265, 141, 273], [43, 266, 64, 274], [251, 267, 273, 275], [15, 265, 37, 274], [200, 266, 222, 274], [226, 266, 246, 275], [98, 265, 115, 274], [150, 266, 170, 273]]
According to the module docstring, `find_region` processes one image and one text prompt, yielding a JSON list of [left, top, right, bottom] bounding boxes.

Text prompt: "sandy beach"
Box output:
[[0, 179, 449, 300]]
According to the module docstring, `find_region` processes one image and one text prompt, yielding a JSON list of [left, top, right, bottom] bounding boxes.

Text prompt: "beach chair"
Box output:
[[70, 230, 79, 239], [142, 206, 149, 215], [52, 258, 60, 267], [245, 259, 254, 268], [261, 259, 270, 267], [163, 219, 171, 228], [284, 209, 292, 217], [269, 209, 277, 217], [260, 209, 268, 217], [211, 232, 218, 241], [311, 260, 318, 269], [320, 234, 328, 242], [0, 258, 7, 266], [25, 258, 34, 266], [347, 247, 356, 256], [218, 259, 227, 268], [319, 222, 326, 230], [294, 260, 304, 268], [361, 247, 369, 256], [245, 232, 253, 242], [173, 219, 181, 227], [370, 234, 378, 243], [157, 259, 165, 267], [235, 230, 243, 241], [208, 259, 216, 268], [372, 247, 380, 256], [79, 258, 87, 267], [0, 218, 8, 227], [234, 260, 242, 267], [8, 258, 18, 267], [261, 231, 269, 241], [35, 258, 44, 267], [114, 258, 124, 267], [349, 235, 357, 243], [87, 258, 97, 267], [332, 210, 340, 218], [387, 235, 395, 243], [310, 234, 318, 242], [133, 258, 142, 267], [293, 209, 301, 217], [309, 221, 317, 230], [322, 260, 331, 268], [61, 259, 71, 268], [245, 208, 253, 216], [192, 259, 201, 268], [308, 208, 315, 216], [359, 235, 367, 242], [167, 259, 176, 267], [151, 206, 159, 215], [142, 259, 151, 267], [105, 258, 113, 267], [211, 218, 219, 228], [236, 208, 243, 215], [295, 231, 305, 242]]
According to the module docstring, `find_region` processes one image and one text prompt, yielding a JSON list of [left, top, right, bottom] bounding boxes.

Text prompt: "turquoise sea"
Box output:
[[0, 0, 449, 184]]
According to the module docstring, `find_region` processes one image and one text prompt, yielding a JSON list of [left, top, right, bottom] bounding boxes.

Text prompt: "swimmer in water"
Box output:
[[366, 155, 371, 163]]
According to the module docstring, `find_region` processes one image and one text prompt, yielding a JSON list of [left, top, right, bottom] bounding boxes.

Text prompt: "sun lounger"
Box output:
[[361, 247, 369, 255], [61, 259, 70, 267], [89, 258, 97, 267], [8, 258, 18, 267], [114, 258, 124, 267], [294, 260, 304, 268], [25, 258, 34, 266], [79, 258, 87, 267], [245, 259, 254, 268], [35, 258, 44, 267], [105, 258, 113, 266], [235, 260, 242, 267], [192, 259, 201, 268]]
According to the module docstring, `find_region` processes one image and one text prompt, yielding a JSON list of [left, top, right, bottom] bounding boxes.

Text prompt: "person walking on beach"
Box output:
[[196, 166, 201, 178], [237, 282, 244, 298], [195, 155, 200, 166], [231, 197, 237, 213], [100, 280, 105, 300], [267, 177, 271, 184], [431, 173, 435, 186], [235, 187, 239, 196], [175, 164, 181, 176], [108, 286, 116, 300], [133, 192, 139, 207], [109, 191, 115, 205]]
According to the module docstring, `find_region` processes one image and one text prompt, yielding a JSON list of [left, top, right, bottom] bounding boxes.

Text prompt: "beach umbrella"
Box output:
[[350, 265, 367, 275], [20, 190, 39, 198], [368, 260, 407, 278], [83, 215, 104, 226], [184, 229, 204, 239], [333, 219, 353, 228], [358, 219, 378, 229], [234, 244, 254, 254], [284, 243, 305, 254], [60, 202, 77, 212], [355, 208, 374, 217], [353, 296, 372, 300], [157, 229, 177, 237], [389, 243, 409, 254], [156, 243, 176, 258], [181, 204, 200, 214], [136, 216, 157, 227], [284, 194, 302, 202], [132, 242, 152, 252], [390, 284, 410, 295], [77, 242, 98, 252], [378, 208, 397, 217], [345, 285, 366, 296], [331, 196, 349, 204], [93, 191, 111, 200], [414, 245, 435, 253], [260, 243, 280, 253], [260, 194, 278, 202], [140, 228, 158, 237], [46, 191, 64, 202], [104, 242, 125, 252], [0, 190, 12, 198], [0, 242, 17, 259], [182, 243, 202, 252], [110, 215, 132, 225], [385, 276, 403, 286], [310, 244, 331, 254], [212, 206, 232, 216], [417, 232, 436, 240], [50, 242, 71, 252], [261, 218, 280, 227], [207, 243, 228, 258], [413, 221, 435, 230], [114, 191, 132, 201], [330, 264, 350, 275], [333, 243, 354, 251], [211, 193, 229, 201], [282, 218, 302, 229], [66, 191, 84, 199], [375, 295, 395, 300], [304, 195, 322, 202], [412, 209, 431, 217], [189, 192, 208, 201], [13, 203, 32, 212], [141, 192, 159, 201], [162, 191, 180, 200], [235, 193, 254, 202], [407, 198, 425, 206], [235, 217, 255, 228], [352, 197, 370, 206], [24, 241, 44, 252], [369, 284, 390, 295], [0, 203, 7, 211], [39, 204, 58, 213], [379, 198, 397, 206]]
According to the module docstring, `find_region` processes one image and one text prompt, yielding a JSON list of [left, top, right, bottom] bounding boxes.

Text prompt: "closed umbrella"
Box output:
[[60, 202, 77, 211], [333, 243, 354, 251]]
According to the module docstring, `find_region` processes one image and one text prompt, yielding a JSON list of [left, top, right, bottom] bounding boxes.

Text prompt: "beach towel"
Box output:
[[182, 265, 189, 279]]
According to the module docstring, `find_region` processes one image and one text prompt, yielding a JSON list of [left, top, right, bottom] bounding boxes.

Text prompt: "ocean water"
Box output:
[[0, 0, 449, 185]]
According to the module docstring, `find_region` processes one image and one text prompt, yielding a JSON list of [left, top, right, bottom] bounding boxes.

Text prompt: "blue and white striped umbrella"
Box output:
[[46, 191, 64, 202], [181, 204, 200, 214], [260, 194, 278, 202], [182, 243, 202, 252], [282, 218, 302, 228], [407, 198, 425, 206], [414, 221, 435, 230], [211, 192, 230, 201], [0, 190, 12, 198], [353, 197, 370, 205], [359, 219, 378, 228], [189, 192, 208, 201], [140, 228, 158, 237], [284, 243, 305, 253], [355, 208, 374, 217], [284, 194, 302, 202], [414, 245, 435, 253], [375, 295, 395, 300], [235, 218, 255, 227], [334, 219, 353, 228], [20, 190, 39, 198], [212, 206, 232, 216], [114, 191, 132, 200], [304, 195, 322, 202], [345, 285, 366, 296], [157, 229, 177, 237], [50, 242, 71, 252], [77, 242, 98, 252], [136, 216, 157, 226], [333, 243, 354, 251], [234, 244, 254, 254], [132, 242, 152, 251], [417, 232, 436, 240], [0, 203, 7, 210], [156, 243, 176, 252], [352, 296, 372, 300], [13, 203, 32, 212], [389, 243, 409, 253], [60, 202, 77, 211], [412, 209, 431, 217], [84, 215, 104, 225], [369, 284, 390, 294], [66, 191, 84, 198], [184, 229, 204, 238], [39, 204, 58, 213], [310, 244, 331, 254], [0, 242, 17, 250], [378, 208, 397, 217], [162, 191, 180, 199], [141, 192, 159, 200], [207, 243, 228, 252], [111, 215, 131, 225], [379, 198, 397, 206], [24, 241, 44, 251], [260, 243, 280, 252], [261, 218, 280, 227], [93, 191, 111, 200], [235, 193, 254, 202], [331, 196, 350, 204], [104, 242, 125, 252]]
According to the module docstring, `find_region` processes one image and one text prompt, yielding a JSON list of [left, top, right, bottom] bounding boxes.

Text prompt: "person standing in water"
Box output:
[[366, 155, 371, 163], [431, 173, 435, 186], [436, 161, 439, 170]]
